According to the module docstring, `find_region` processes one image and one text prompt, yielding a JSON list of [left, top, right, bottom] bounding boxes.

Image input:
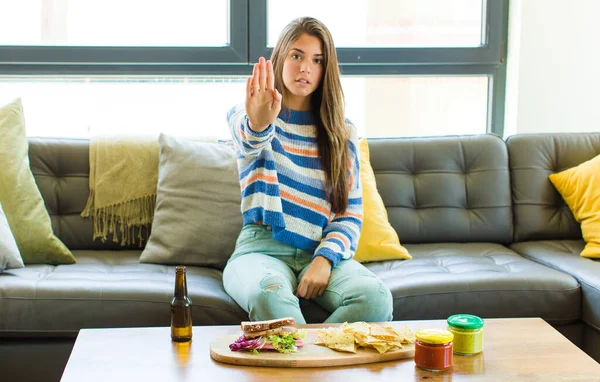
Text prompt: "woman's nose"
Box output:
[[300, 62, 310, 74]]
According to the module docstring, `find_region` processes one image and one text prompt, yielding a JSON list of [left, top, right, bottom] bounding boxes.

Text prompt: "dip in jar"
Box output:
[[447, 314, 484, 356], [414, 328, 454, 372]]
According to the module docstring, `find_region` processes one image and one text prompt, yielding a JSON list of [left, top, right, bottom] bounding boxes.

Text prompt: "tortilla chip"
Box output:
[[325, 331, 355, 346], [313, 322, 415, 354], [394, 324, 416, 343], [369, 324, 397, 340], [331, 341, 357, 353], [372, 343, 394, 354], [348, 321, 371, 337]]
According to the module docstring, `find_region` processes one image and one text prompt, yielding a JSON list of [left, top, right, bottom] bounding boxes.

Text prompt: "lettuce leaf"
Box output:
[[230, 331, 303, 355], [266, 333, 298, 354]]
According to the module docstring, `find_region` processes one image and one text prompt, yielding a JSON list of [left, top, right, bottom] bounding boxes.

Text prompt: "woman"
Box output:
[[224, 17, 393, 324]]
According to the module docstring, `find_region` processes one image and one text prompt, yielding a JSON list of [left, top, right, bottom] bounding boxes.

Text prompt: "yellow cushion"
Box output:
[[549, 154, 600, 258], [0, 98, 75, 264], [354, 138, 411, 262]]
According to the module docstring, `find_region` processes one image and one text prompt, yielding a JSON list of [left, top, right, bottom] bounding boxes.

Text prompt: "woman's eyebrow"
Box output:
[[290, 47, 323, 57]]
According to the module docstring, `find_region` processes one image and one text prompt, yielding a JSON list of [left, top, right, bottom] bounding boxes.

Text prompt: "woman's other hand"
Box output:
[[296, 256, 332, 300], [245, 57, 282, 132]]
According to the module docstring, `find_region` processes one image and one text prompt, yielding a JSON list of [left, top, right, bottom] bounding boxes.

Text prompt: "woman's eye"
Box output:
[[315, 59, 323, 65], [291, 54, 301, 60]]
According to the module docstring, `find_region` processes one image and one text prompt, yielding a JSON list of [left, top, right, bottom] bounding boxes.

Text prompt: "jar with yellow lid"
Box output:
[[414, 328, 454, 372], [447, 314, 484, 356]]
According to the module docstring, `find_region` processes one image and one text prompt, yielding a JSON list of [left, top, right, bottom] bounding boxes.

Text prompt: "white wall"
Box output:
[[504, 0, 600, 136]]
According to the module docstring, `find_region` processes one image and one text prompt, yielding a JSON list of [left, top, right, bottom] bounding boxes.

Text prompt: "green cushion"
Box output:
[[0, 98, 75, 264]]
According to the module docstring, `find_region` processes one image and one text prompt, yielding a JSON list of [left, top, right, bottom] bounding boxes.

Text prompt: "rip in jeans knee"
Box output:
[[260, 275, 283, 292]]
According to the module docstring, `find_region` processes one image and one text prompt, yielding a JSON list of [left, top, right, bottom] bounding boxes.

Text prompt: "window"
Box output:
[[0, 0, 229, 47], [268, 0, 484, 48], [343, 76, 488, 137], [0, 0, 508, 138], [0, 76, 245, 139]]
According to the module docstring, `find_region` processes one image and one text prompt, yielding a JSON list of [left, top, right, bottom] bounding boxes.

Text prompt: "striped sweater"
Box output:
[[227, 105, 363, 268]]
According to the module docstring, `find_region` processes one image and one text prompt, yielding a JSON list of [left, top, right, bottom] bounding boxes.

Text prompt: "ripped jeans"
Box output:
[[223, 224, 394, 324]]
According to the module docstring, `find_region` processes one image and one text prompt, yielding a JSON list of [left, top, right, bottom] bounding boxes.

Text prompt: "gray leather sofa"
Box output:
[[1, 133, 599, 381]]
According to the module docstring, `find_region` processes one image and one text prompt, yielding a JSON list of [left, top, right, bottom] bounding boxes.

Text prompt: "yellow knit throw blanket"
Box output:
[[81, 135, 159, 246]]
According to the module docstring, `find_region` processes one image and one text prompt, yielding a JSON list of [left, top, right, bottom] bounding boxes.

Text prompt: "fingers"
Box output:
[[297, 281, 325, 300], [296, 280, 307, 299], [270, 89, 282, 110], [305, 285, 316, 300], [266, 59, 275, 90], [259, 57, 267, 91], [307, 285, 324, 300], [246, 76, 252, 98], [252, 63, 259, 94]]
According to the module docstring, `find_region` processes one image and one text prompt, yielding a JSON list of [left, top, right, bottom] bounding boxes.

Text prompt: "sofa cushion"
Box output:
[[354, 138, 411, 262], [363, 243, 580, 325], [507, 133, 600, 242], [368, 135, 512, 244], [0, 202, 23, 271], [0, 250, 248, 335], [510, 240, 600, 330], [139, 134, 242, 269], [0, 98, 75, 264], [549, 154, 600, 258]]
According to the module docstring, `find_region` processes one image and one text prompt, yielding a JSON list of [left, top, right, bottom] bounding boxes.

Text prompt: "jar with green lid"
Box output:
[[414, 328, 454, 372], [447, 314, 484, 356]]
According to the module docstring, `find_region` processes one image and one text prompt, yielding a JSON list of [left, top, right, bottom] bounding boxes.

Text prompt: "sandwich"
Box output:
[[229, 317, 305, 354]]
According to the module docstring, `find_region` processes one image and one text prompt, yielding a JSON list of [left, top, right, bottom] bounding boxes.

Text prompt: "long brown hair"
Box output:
[[271, 17, 350, 213]]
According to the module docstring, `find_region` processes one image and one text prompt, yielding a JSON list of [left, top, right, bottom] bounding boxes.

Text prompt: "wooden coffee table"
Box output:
[[60, 318, 600, 381]]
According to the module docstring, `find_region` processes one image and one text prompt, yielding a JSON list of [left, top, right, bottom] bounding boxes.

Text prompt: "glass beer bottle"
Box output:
[[171, 266, 192, 342]]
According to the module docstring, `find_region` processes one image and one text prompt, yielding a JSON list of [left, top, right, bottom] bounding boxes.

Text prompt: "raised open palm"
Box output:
[[245, 57, 282, 132]]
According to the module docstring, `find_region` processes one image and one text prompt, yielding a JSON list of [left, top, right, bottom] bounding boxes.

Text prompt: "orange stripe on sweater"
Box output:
[[280, 190, 330, 216], [335, 210, 363, 220], [238, 126, 247, 140], [242, 173, 278, 189], [326, 232, 350, 248], [281, 143, 319, 157]]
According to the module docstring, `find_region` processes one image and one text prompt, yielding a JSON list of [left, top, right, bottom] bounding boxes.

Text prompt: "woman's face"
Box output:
[[281, 33, 324, 111]]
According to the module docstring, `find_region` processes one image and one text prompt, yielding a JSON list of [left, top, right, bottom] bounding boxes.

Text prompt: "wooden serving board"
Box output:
[[210, 328, 415, 368]]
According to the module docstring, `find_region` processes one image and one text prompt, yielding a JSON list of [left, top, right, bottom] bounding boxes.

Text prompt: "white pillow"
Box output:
[[0, 201, 24, 271]]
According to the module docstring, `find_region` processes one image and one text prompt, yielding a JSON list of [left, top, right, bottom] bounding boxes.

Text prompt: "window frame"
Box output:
[[251, 0, 509, 136], [0, 0, 249, 67], [0, 0, 509, 136]]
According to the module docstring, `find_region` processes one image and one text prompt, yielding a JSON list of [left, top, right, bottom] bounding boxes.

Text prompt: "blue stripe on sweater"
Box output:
[[276, 162, 325, 190], [275, 126, 317, 143], [243, 208, 286, 229], [348, 197, 362, 205], [272, 228, 320, 252], [271, 139, 322, 169], [244, 116, 275, 138], [331, 216, 362, 227], [277, 109, 315, 125], [239, 158, 277, 180], [324, 226, 354, 245], [313, 247, 343, 268], [277, 173, 327, 199], [281, 199, 329, 226], [242, 181, 280, 198], [324, 238, 345, 252]]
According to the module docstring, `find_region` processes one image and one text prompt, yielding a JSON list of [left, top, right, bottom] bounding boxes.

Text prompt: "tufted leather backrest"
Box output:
[[28, 137, 145, 250], [367, 135, 513, 244], [507, 133, 600, 242]]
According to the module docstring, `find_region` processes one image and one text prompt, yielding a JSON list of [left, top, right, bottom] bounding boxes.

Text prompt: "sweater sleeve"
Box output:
[[227, 104, 276, 157], [313, 122, 363, 268]]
